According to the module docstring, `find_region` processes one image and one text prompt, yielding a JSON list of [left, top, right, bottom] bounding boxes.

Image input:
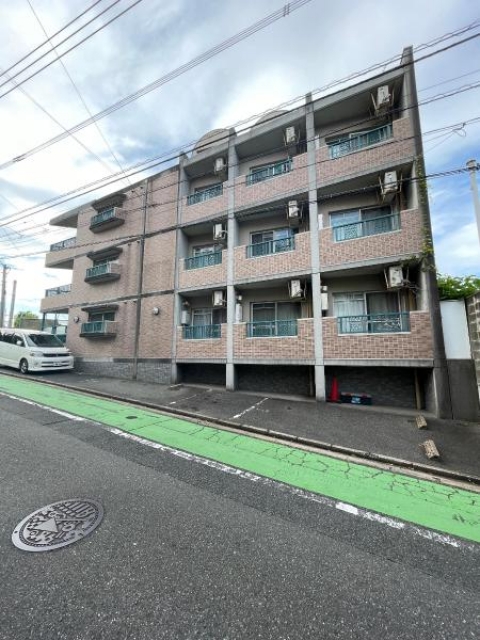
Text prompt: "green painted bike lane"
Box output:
[[1, 375, 479, 543]]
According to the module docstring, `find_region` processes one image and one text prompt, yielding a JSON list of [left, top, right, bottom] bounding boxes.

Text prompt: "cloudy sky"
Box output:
[[0, 0, 479, 315]]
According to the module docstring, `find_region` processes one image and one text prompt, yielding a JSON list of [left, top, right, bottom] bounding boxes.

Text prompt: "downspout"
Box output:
[[132, 178, 148, 380]]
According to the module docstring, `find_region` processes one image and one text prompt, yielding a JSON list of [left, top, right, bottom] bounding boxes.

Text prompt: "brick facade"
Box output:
[[176, 324, 227, 361], [178, 250, 228, 290], [234, 232, 311, 281], [317, 117, 414, 184], [320, 208, 423, 268], [322, 311, 434, 361], [180, 191, 228, 225], [234, 318, 315, 361]]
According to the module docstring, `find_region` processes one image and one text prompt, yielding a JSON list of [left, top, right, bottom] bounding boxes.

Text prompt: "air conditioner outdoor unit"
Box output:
[[212, 290, 226, 307], [214, 157, 227, 174], [213, 223, 227, 241], [372, 85, 392, 113], [289, 279, 305, 299], [287, 200, 302, 220], [381, 170, 399, 199], [387, 265, 404, 288], [180, 309, 191, 325], [284, 126, 298, 145]]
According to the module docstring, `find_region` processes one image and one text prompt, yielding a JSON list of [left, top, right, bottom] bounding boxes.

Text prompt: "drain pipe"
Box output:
[[132, 179, 148, 380]]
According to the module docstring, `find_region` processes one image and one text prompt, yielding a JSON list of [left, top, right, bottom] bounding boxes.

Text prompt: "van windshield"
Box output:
[[26, 333, 65, 348]]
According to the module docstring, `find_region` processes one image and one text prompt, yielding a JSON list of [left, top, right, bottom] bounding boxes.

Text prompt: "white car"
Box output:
[[0, 329, 74, 374]]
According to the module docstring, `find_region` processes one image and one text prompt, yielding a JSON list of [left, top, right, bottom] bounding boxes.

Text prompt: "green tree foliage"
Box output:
[[14, 310, 39, 327], [436, 274, 480, 300]]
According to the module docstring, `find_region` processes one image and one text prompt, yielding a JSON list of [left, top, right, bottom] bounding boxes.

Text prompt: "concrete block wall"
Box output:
[[178, 250, 227, 290], [317, 117, 414, 184], [322, 312, 434, 360], [176, 324, 227, 361], [319, 208, 423, 268], [233, 318, 315, 361], [234, 232, 311, 281]]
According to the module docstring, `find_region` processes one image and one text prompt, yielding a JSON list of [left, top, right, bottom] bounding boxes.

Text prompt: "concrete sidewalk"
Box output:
[[7, 370, 480, 482]]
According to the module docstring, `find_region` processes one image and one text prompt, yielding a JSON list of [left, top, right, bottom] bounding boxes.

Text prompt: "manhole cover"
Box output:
[[12, 499, 103, 552]]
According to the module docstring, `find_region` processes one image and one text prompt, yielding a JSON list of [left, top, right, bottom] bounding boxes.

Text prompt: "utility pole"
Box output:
[[466, 159, 480, 247], [8, 279, 16, 327], [0, 264, 7, 328]]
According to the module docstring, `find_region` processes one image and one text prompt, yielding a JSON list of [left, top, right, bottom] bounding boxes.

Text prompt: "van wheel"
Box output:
[[19, 359, 29, 374]]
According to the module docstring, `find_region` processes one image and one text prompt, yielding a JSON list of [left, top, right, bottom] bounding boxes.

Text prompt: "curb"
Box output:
[[3, 372, 480, 488]]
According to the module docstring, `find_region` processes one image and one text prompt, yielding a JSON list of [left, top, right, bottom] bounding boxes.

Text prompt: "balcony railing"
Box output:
[[182, 324, 221, 339], [184, 251, 222, 270], [246, 236, 295, 258], [49, 237, 76, 252], [80, 320, 117, 337], [89, 207, 125, 230], [337, 312, 410, 334], [187, 184, 223, 205], [246, 319, 298, 337], [85, 262, 121, 282], [333, 212, 400, 242], [328, 123, 393, 159], [45, 284, 72, 297], [246, 159, 292, 185]]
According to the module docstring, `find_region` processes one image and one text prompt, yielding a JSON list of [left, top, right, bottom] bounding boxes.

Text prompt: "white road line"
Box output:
[[0, 393, 86, 421], [169, 393, 199, 406], [107, 427, 475, 551], [232, 397, 268, 419]]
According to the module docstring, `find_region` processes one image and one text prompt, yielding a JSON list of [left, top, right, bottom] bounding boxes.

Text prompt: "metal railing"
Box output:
[[80, 321, 116, 335], [90, 208, 119, 227], [182, 324, 221, 339], [333, 212, 400, 242], [246, 236, 295, 258], [337, 312, 410, 334], [187, 184, 223, 205], [246, 159, 292, 185], [45, 284, 72, 297], [328, 123, 393, 159], [184, 251, 222, 270], [49, 236, 76, 252], [85, 262, 116, 279], [246, 319, 298, 337]]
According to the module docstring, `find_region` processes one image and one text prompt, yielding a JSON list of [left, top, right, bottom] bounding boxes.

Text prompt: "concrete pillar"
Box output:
[[226, 129, 238, 391], [306, 94, 326, 401]]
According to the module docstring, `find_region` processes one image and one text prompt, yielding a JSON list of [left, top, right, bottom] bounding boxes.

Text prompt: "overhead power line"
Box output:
[[25, 0, 131, 187], [0, 0, 141, 96]]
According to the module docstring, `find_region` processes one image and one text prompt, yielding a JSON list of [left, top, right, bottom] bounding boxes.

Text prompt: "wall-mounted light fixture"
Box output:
[[152, 307, 160, 316], [73, 316, 80, 323]]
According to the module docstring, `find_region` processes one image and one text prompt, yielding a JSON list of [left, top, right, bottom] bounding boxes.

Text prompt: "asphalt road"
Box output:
[[1, 393, 479, 640]]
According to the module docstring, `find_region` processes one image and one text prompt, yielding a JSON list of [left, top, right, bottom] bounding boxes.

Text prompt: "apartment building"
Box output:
[[41, 47, 452, 416]]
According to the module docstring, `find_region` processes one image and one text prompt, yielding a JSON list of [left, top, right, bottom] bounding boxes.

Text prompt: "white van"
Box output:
[[0, 329, 74, 374]]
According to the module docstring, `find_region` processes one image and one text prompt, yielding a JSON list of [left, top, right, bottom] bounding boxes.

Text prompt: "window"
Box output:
[[330, 206, 399, 242], [327, 123, 393, 159], [185, 245, 222, 270], [187, 183, 223, 205], [183, 308, 224, 339], [248, 302, 300, 337], [248, 228, 295, 257], [89, 311, 115, 323], [246, 159, 292, 185], [333, 291, 409, 333]]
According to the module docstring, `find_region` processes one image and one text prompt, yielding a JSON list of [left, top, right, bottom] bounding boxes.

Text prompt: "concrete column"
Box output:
[[226, 130, 238, 390], [171, 155, 189, 384], [402, 46, 452, 418], [306, 94, 326, 401]]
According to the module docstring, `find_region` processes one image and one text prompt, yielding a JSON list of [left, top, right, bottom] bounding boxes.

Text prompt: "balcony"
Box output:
[[333, 212, 400, 242], [187, 184, 223, 206], [246, 236, 294, 258], [182, 324, 221, 339], [89, 207, 125, 232], [80, 321, 118, 338], [327, 123, 393, 159], [45, 284, 72, 297], [84, 262, 121, 283], [185, 251, 222, 270], [246, 159, 292, 185], [246, 319, 298, 338], [337, 312, 410, 335], [50, 236, 76, 251]]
